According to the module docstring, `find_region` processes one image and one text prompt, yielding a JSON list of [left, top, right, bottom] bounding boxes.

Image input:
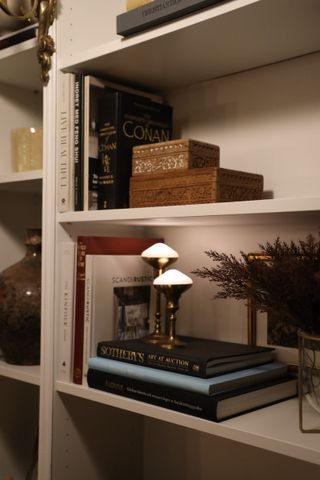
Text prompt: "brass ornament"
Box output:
[[0, 0, 57, 85]]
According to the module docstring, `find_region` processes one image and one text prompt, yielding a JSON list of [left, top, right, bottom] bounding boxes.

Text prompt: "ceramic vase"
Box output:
[[0, 229, 41, 365]]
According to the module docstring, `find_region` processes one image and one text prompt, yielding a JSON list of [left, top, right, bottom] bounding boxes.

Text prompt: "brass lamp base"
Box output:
[[142, 331, 168, 345], [159, 335, 187, 350]]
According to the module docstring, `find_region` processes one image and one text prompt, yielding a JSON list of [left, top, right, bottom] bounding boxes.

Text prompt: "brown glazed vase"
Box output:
[[0, 229, 41, 365]]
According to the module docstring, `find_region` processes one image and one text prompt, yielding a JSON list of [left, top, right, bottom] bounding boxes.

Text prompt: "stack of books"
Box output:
[[87, 336, 297, 422]]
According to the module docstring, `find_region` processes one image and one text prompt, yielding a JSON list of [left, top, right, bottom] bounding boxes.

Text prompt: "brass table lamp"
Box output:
[[154, 268, 193, 349], [141, 242, 178, 344]]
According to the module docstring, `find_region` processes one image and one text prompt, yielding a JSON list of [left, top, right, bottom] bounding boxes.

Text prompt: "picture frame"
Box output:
[[246, 252, 299, 367]]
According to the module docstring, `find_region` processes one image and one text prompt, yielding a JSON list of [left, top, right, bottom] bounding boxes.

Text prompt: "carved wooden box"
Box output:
[[132, 138, 220, 176], [130, 167, 263, 208]]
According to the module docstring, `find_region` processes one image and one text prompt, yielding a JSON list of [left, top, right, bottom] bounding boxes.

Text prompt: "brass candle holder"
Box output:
[[141, 242, 178, 344], [154, 269, 193, 349]]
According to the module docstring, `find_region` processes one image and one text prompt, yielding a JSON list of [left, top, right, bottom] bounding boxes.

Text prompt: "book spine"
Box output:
[[96, 342, 207, 377], [82, 255, 94, 385], [57, 242, 76, 381], [72, 239, 87, 384], [117, 0, 224, 37], [74, 73, 84, 211], [97, 93, 119, 210], [87, 368, 219, 421], [57, 72, 74, 212]]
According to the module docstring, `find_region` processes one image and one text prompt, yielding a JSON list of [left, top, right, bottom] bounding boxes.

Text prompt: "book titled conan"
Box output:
[[98, 91, 172, 210]]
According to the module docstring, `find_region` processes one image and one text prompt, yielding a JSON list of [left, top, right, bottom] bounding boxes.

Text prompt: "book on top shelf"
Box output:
[[96, 336, 274, 378], [57, 71, 75, 212], [97, 91, 172, 210], [117, 0, 225, 37], [72, 235, 161, 385], [82, 74, 164, 211], [88, 357, 287, 395], [87, 369, 298, 422]]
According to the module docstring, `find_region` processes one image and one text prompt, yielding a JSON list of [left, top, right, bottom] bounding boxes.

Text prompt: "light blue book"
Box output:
[[88, 357, 287, 396]]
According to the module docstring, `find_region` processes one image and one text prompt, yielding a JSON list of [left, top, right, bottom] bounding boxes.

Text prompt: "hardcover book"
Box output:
[[82, 254, 153, 384], [82, 75, 163, 211], [96, 336, 274, 378], [117, 0, 225, 37], [72, 235, 160, 384], [98, 91, 172, 210], [57, 71, 75, 212], [73, 73, 84, 211], [132, 138, 220, 176], [87, 369, 297, 422], [88, 357, 287, 395], [130, 167, 264, 208]]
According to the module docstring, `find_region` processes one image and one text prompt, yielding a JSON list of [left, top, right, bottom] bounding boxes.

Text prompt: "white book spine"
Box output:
[[57, 242, 76, 381], [82, 254, 94, 384], [57, 71, 75, 212]]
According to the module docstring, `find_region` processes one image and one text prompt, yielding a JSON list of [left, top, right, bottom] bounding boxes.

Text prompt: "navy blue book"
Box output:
[[87, 369, 297, 422]]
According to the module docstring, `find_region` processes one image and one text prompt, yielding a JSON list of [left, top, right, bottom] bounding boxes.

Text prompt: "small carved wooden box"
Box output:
[[132, 138, 220, 176]]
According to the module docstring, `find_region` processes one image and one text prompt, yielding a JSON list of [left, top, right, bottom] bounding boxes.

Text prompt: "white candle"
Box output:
[[154, 269, 193, 285], [141, 242, 179, 259]]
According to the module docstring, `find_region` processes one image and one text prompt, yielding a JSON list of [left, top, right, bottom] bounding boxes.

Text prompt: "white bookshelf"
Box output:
[[0, 359, 40, 386], [60, 0, 320, 90], [36, 0, 320, 478], [0, 38, 41, 91], [56, 381, 320, 466]]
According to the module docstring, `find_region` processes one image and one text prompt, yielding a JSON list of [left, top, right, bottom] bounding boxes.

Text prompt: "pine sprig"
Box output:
[[192, 233, 320, 335]]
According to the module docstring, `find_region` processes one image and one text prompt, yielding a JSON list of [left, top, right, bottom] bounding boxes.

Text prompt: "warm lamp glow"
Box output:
[[141, 242, 179, 259], [154, 269, 193, 286]]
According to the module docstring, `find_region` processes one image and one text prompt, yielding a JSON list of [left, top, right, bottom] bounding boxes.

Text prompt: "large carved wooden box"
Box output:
[[130, 167, 263, 208]]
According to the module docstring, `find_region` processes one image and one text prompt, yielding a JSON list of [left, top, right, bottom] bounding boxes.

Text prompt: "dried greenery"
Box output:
[[192, 234, 320, 336]]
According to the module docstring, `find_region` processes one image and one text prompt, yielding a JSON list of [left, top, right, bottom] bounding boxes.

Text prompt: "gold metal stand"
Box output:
[[141, 243, 178, 344], [0, 0, 57, 85]]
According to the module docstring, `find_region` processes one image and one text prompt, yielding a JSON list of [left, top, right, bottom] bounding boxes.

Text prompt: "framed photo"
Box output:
[[246, 252, 299, 366]]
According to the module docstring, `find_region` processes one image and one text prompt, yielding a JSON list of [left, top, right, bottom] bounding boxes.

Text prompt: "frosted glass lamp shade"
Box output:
[[141, 242, 178, 259], [154, 269, 193, 286]]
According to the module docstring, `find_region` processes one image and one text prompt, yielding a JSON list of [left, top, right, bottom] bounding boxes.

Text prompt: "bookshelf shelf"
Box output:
[[0, 358, 40, 386], [57, 197, 320, 227], [0, 170, 42, 193], [60, 0, 320, 91], [56, 381, 320, 466], [0, 38, 41, 91]]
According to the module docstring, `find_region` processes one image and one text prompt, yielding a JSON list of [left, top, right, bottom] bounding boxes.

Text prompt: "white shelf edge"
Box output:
[[57, 197, 320, 226], [56, 381, 320, 465], [0, 37, 37, 62], [58, 0, 320, 92], [59, 0, 257, 71], [0, 359, 40, 386], [0, 170, 43, 184]]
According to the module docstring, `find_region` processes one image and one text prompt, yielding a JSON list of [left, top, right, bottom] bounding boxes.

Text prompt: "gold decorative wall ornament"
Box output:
[[0, 0, 57, 85]]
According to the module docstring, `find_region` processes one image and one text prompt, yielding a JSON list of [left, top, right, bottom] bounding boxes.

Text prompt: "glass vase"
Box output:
[[0, 229, 41, 365], [298, 330, 320, 432]]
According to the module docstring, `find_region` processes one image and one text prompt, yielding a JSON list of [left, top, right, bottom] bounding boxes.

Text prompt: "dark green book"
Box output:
[[97, 336, 274, 378], [97, 91, 172, 210]]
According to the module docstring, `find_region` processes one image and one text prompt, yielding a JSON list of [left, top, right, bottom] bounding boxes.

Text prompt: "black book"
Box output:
[[97, 91, 172, 210], [117, 0, 225, 37], [97, 336, 274, 378], [74, 73, 85, 211], [87, 369, 297, 422]]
